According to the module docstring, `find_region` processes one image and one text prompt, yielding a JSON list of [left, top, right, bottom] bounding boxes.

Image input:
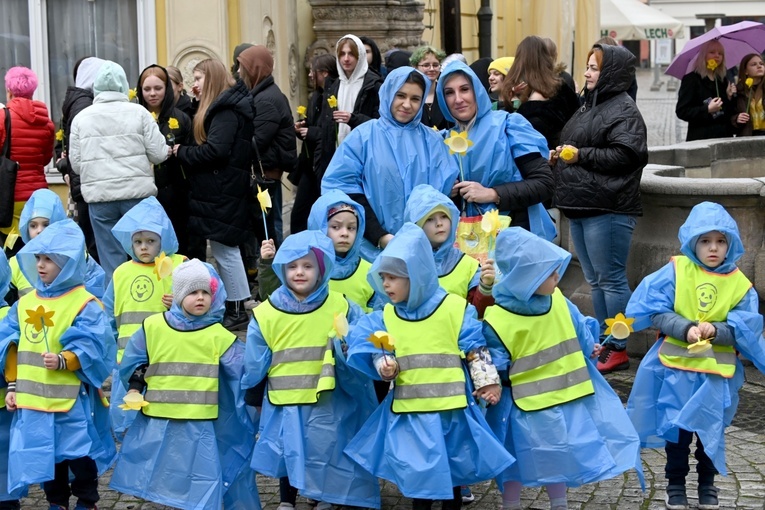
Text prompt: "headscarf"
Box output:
[[136, 64, 177, 123], [678, 201, 745, 274], [19, 189, 69, 244], [307, 190, 366, 279], [111, 196, 179, 261], [237, 45, 274, 88], [336, 34, 369, 142], [93, 60, 130, 97]]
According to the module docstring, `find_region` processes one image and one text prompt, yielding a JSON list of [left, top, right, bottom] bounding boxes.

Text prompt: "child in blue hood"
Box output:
[[626, 202, 765, 510], [321, 66, 460, 261], [9, 188, 105, 301], [404, 184, 495, 317], [0, 255, 27, 509], [0, 220, 115, 510], [482, 227, 642, 510], [109, 259, 258, 510], [344, 222, 514, 509], [104, 196, 186, 434], [243, 230, 379, 509]]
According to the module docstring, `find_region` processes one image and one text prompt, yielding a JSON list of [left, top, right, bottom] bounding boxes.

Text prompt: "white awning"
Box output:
[[600, 0, 684, 40]]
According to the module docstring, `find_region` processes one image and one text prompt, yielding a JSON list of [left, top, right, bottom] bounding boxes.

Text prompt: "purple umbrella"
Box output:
[[665, 21, 765, 79]]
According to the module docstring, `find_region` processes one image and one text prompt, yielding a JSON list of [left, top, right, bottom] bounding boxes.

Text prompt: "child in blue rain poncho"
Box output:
[[104, 196, 186, 434], [435, 62, 555, 241], [0, 255, 27, 508], [626, 202, 765, 509], [344, 222, 514, 510], [9, 188, 105, 300], [0, 220, 116, 510], [321, 66, 460, 261], [109, 259, 258, 510], [482, 227, 642, 510], [243, 230, 379, 509], [403, 184, 495, 317]]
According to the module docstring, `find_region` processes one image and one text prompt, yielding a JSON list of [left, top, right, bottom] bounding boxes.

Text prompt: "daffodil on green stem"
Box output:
[[745, 77, 754, 115], [706, 59, 720, 97]]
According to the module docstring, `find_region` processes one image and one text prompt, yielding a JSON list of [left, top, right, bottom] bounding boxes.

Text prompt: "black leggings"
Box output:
[[43, 456, 99, 508], [412, 486, 461, 510], [665, 429, 717, 486]]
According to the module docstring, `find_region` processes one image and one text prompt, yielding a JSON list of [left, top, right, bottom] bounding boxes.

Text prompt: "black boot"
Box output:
[[223, 300, 249, 331]]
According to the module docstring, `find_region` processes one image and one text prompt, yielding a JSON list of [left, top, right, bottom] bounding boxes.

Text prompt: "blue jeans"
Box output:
[[88, 198, 142, 285], [569, 213, 637, 348]]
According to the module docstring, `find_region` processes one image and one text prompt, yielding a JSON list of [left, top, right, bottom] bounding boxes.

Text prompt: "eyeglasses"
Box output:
[[418, 63, 441, 70]]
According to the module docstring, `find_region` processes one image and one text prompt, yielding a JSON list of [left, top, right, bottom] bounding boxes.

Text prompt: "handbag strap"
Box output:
[[250, 138, 265, 180], [1, 108, 10, 158]]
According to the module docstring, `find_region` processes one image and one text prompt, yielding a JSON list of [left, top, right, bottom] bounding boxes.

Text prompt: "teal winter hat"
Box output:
[[93, 60, 130, 96]]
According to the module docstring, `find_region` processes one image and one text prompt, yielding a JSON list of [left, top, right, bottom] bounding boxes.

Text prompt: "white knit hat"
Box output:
[[172, 259, 213, 304]]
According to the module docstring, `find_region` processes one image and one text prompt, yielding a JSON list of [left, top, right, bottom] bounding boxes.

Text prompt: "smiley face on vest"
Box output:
[[130, 275, 155, 303], [696, 282, 718, 314]]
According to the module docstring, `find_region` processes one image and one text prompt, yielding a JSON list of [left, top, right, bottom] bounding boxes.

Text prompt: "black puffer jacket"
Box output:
[[176, 81, 254, 246], [250, 75, 297, 179], [56, 86, 94, 201], [553, 44, 648, 217], [313, 71, 382, 183]]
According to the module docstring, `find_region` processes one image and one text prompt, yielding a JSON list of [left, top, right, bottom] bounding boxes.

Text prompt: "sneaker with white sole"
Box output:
[[461, 485, 475, 504]]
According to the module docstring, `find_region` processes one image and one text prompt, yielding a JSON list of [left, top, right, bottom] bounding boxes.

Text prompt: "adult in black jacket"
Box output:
[[173, 59, 253, 330], [55, 56, 105, 262], [314, 34, 382, 183], [136, 64, 196, 257], [238, 45, 297, 247], [553, 44, 648, 373], [291, 54, 338, 234], [675, 40, 737, 141]]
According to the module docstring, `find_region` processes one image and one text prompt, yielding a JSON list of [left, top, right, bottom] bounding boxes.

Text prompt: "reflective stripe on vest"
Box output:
[[659, 256, 752, 378], [15, 287, 94, 412], [330, 258, 374, 312], [113, 255, 185, 362], [142, 313, 235, 420], [253, 292, 348, 405], [438, 254, 480, 299], [0, 306, 8, 408], [385, 293, 468, 413], [484, 288, 594, 411]]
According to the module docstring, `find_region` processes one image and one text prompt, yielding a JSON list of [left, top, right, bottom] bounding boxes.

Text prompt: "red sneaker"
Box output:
[[597, 346, 630, 374]]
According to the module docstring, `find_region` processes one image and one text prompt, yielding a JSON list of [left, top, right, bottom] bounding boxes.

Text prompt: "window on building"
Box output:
[[0, 0, 31, 104]]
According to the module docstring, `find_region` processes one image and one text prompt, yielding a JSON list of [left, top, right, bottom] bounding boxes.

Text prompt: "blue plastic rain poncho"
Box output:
[[242, 230, 379, 507], [483, 227, 643, 488], [109, 261, 259, 510], [10, 189, 105, 299], [0, 255, 27, 503], [626, 202, 765, 475], [435, 62, 555, 240], [0, 220, 116, 491], [307, 189, 380, 310], [321, 66, 460, 261], [403, 183, 480, 290], [344, 223, 514, 500]]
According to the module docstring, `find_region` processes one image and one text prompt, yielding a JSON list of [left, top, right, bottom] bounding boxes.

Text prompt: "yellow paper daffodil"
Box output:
[[367, 331, 396, 352], [98, 388, 110, 408], [153, 251, 174, 281], [687, 339, 713, 354], [432, 125, 439, 132], [150, 111, 158, 121], [706, 59, 718, 72], [3, 229, 19, 252], [328, 313, 350, 340], [297, 105, 307, 118], [327, 95, 338, 108], [444, 130, 473, 155], [128, 88, 137, 101], [745, 77, 754, 88], [560, 146, 578, 162], [481, 209, 501, 235], [604, 312, 635, 340], [55, 129, 64, 142], [25, 305, 55, 332], [257, 184, 272, 212], [168, 117, 179, 130], [118, 392, 150, 411]]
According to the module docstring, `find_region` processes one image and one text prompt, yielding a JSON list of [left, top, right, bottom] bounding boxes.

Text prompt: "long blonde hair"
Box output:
[[694, 40, 726, 81], [192, 59, 235, 144]]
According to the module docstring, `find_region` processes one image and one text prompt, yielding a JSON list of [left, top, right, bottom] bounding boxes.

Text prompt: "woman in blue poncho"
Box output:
[[626, 202, 765, 509], [243, 230, 380, 509], [321, 66, 460, 261], [109, 259, 259, 510], [436, 61, 555, 240], [344, 223, 514, 509]]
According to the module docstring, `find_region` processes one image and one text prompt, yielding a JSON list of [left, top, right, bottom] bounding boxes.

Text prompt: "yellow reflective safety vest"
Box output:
[[438, 253, 480, 299], [484, 288, 594, 412], [330, 258, 374, 312], [16, 286, 95, 412], [9, 256, 32, 297], [658, 256, 751, 378], [0, 305, 7, 409], [254, 291, 348, 405], [386, 293, 468, 413], [113, 255, 185, 362], [143, 313, 236, 420]]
